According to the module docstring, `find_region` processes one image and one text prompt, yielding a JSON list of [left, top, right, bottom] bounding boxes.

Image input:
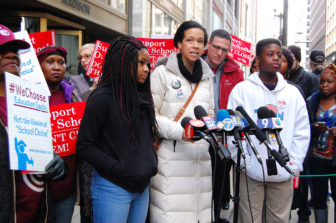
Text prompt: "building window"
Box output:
[[171, 0, 183, 9], [151, 4, 178, 36], [94, 0, 126, 14], [235, 0, 239, 19], [213, 11, 223, 29], [111, 0, 126, 13]]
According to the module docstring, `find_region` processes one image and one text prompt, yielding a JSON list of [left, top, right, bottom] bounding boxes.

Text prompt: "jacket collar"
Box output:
[[166, 52, 214, 80], [201, 50, 240, 73]]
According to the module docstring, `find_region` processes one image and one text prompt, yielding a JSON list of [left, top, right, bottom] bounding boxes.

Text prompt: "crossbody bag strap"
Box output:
[[173, 82, 200, 122]]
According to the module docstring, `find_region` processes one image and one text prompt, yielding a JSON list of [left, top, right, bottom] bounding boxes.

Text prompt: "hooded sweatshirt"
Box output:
[[227, 72, 310, 182]]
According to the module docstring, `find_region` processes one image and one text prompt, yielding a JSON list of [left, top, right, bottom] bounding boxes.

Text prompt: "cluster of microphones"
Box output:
[[181, 105, 293, 175]]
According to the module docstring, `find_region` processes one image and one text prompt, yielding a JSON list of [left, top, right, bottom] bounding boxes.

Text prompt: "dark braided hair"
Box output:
[[98, 36, 159, 144]]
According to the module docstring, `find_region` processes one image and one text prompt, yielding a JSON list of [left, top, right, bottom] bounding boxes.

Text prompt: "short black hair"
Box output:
[[209, 29, 232, 43], [250, 57, 257, 74], [173, 21, 208, 48], [256, 38, 281, 57], [281, 47, 294, 70], [288, 45, 301, 62]]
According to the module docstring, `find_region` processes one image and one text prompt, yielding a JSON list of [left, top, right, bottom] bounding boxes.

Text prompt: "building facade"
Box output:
[[326, 0, 336, 64], [2, 0, 257, 75], [309, 0, 326, 58]]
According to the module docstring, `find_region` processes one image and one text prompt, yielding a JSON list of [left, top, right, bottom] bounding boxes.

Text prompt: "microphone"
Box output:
[[236, 106, 293, 175], [234, 111, 262, 165], [227, 109, 246, 159], [268, 109, 290, 162], [257, 107, 278, 175], [216, 109, 231, 147], [181, 117, 204, 141], [194, 105, 231, 159]]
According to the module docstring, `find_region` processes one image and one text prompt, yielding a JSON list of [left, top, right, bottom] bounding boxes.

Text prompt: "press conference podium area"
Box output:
[[71, 183, 335, 223]]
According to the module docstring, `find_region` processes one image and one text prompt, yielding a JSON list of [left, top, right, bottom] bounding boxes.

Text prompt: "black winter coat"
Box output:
[[288, 66, 320, 98], [76, 86, 158, 193]]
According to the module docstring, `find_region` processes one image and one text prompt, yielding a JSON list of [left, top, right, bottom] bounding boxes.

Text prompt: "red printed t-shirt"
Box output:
[[0, 96, 43, 222], [0, 96, 7, 126]]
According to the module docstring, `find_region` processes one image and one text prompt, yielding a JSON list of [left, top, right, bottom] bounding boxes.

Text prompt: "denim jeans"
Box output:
[[90, 170, 149, 223], [54, 194, 76, 223]]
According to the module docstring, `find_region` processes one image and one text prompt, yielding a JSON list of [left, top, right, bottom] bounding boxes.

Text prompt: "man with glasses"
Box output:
[[202, 29, 244, 223]]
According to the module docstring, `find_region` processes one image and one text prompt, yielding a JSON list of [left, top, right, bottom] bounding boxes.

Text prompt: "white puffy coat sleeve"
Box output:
[[151, 66, 184, 141], [288, 95, 310, 175]]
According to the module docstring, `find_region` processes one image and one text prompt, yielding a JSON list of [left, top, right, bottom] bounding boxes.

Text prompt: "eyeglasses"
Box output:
[[211, 43, 230, 53], [78, 54, 91, 61]]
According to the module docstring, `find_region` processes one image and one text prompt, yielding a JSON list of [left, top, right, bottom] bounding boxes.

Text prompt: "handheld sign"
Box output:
[[138, 38, 178, 70], [228, 34, 253, 66], [14, 30, 50, 95], [5, 72, 53, 171], [29, 30, 56, 54], [50, 102, 86, 157], [86, 40, 110, 78]]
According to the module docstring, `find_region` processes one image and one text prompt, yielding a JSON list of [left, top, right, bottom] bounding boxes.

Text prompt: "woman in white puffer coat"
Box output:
[[150, 21, 215, 223]]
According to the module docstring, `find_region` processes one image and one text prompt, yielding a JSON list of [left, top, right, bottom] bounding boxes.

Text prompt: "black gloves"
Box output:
[[45, 152, 68, 181]]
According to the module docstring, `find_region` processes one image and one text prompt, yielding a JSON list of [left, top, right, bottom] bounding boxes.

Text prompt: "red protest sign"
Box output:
[[86, 40, 110, 78], [138, 38, 178, 70], [50, 101, 86, 157], [228, 35, 253, 66], [29, 31, 56, 55]]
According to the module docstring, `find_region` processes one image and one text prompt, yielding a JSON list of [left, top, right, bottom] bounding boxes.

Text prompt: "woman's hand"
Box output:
[[90, 77, 99, 91], [182, 131, 195, 143]]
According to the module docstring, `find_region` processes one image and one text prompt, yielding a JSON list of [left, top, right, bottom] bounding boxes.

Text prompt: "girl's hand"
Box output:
[[314, 122, 328, 132]]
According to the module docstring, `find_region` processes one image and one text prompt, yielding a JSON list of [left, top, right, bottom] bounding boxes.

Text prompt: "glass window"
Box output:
[[194, 0, 203, 24], [55, 34, 79, 76], [152, 4, 178, 36], [143, 0, 151, 38], [213, 11, 223, 30], [111, 0, 126, 13], [171, 0, 183, 9]]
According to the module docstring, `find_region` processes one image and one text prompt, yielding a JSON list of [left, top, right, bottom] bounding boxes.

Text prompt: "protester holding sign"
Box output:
[[77, 36, 159, 223], [38, 46, 78, 223], [0, 24, 67, 223], [149, 21, 214, 223], [70, 43, 98, 101]]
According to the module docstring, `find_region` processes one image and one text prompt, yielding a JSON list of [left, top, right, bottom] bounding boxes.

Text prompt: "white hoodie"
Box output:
[[227, 72, 310, 182]]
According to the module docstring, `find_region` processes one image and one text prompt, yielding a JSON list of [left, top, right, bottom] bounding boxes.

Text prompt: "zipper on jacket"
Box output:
[[44, 183, 48, 223], [12, 171, 17, 223], [196, 145, 200, 222], [1, 119, 16, 223]]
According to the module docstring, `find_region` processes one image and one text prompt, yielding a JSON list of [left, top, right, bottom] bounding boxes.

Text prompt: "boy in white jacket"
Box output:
[[227, 38, 310, 223]]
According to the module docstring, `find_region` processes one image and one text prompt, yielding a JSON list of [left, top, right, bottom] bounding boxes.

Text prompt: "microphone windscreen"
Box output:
[[269, 109, 277, 117], [217, 109, 230, 121], [181, 116, 193, 128], [257, 106, 271, 119], [227, 109, 235, 116], [194, 105, 208, 120]]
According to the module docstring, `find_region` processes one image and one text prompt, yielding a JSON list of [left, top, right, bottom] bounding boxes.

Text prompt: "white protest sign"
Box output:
[[14, 30, 50, 95], [5, 72, 53, 171]]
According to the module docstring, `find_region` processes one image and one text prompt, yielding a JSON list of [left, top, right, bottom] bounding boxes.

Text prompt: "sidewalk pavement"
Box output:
[[72, 200, 334, 223]]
